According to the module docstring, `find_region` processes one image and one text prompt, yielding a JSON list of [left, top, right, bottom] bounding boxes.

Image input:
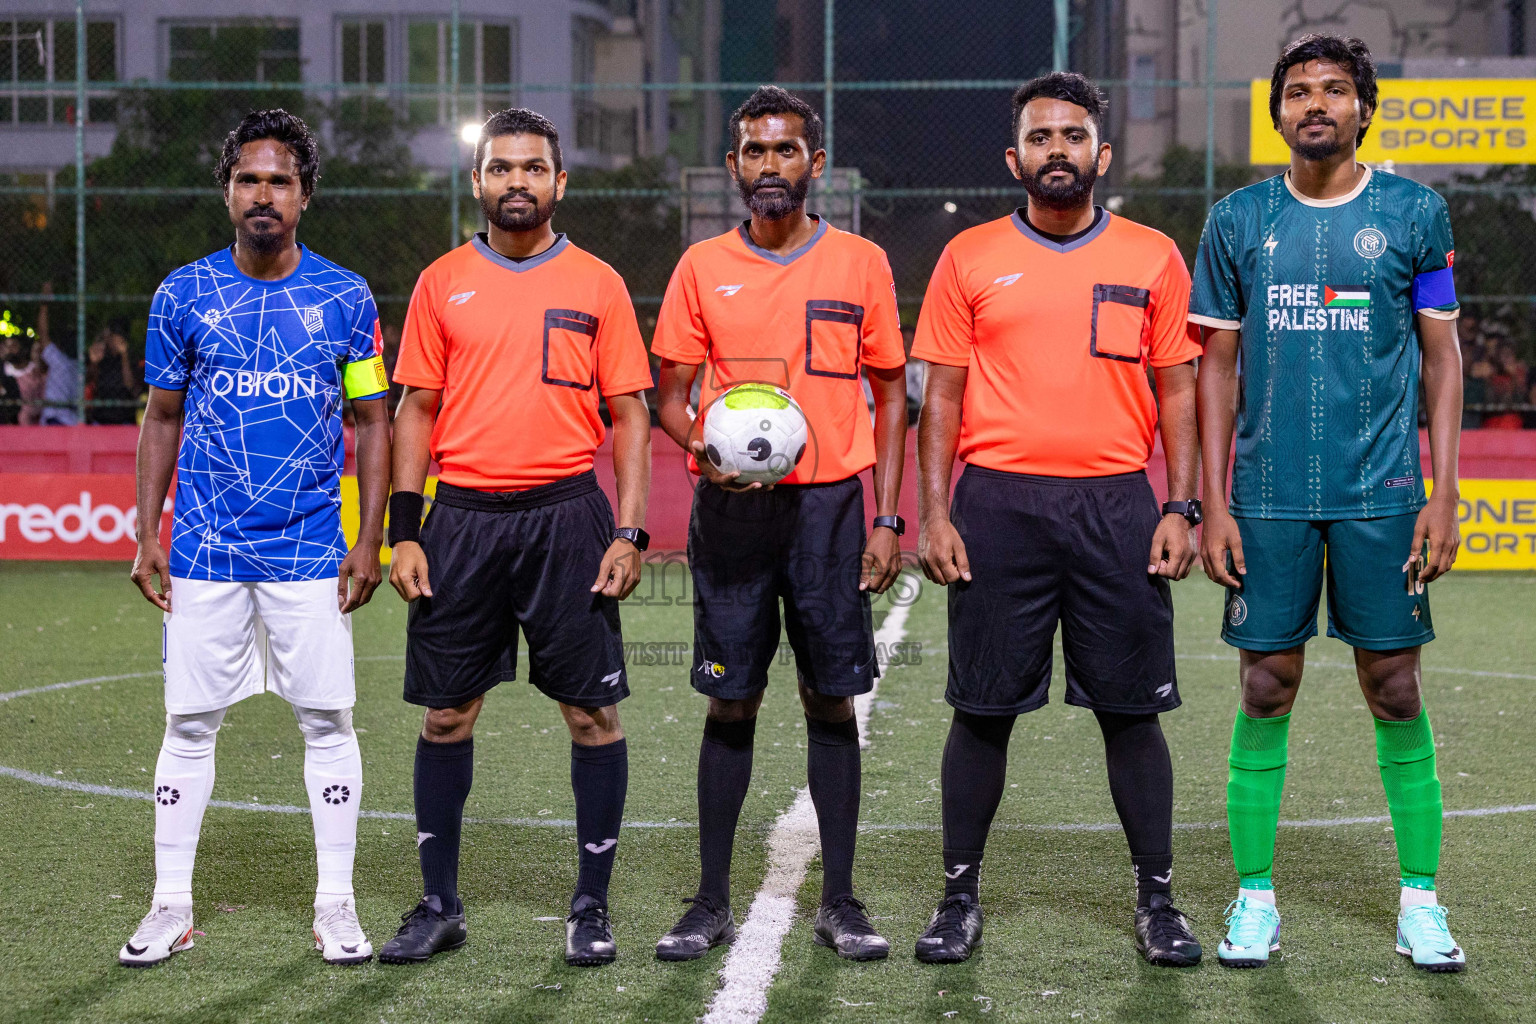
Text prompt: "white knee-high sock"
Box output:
[[295, 706, 363, 901], [153, 709, 225, 903]]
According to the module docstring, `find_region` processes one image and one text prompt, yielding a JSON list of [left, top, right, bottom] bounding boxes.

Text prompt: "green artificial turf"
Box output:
[[1, 562, 1531, 1023]]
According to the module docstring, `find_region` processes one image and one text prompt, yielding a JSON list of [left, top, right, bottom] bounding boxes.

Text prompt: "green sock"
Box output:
[[1227, 709, 1291, 885], [1375, 709, 1442, 884]]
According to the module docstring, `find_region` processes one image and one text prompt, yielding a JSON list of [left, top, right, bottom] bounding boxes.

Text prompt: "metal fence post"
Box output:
[[449, 0, 462, 251], [823, 0, 834, 168], [1204, 0, 1217, 213], [75, 0, 87, 424], [1054, 0, 1069, 71]]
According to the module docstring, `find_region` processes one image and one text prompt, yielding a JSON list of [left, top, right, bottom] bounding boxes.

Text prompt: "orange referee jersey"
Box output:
[[394, 233, 653, 490], [652, 217, 905, 485], [912, 210, 1200, 478]]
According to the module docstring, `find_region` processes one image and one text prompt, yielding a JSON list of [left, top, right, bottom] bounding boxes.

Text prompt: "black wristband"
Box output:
[[387, 491, 425, 546]]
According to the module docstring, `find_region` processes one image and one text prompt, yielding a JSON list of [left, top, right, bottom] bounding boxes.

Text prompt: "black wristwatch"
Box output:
[[613, 526, 650, 551], [1162, 499, 1203, 527], [873, 514, 906, 537]]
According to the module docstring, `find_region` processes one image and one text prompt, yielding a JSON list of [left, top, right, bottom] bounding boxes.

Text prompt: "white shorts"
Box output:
[[163, 576, 355, 715]]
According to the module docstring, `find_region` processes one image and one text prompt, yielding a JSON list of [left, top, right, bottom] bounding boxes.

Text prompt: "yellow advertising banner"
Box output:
[[340, 475, 439, 564], [1250, 79, 1535, 164], [1427, 478, 1536, 571]]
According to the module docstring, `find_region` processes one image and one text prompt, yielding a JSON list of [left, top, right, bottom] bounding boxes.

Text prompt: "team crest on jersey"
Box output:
[[1353, 227, 1388, 259], [199, 308, 224, 328], [1226, 595, 1248, 627], [301, 306, 325, 335]]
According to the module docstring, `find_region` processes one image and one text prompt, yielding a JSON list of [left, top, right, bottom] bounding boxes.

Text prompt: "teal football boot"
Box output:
[[1217, 896, 1281, 968], [1396, 904, 1466, 973]]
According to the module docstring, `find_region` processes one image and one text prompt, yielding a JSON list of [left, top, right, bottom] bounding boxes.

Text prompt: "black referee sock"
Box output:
[[806, 714, 861, 905], [571, 737, 628, 907], [414, 735, 473, 906], [697, 716, 756, 903], [1095, 711, 1175, 907], [940, 709, 1016, 899]]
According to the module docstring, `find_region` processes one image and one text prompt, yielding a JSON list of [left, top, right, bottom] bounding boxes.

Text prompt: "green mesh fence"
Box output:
[[1, 0, 1532, 425]]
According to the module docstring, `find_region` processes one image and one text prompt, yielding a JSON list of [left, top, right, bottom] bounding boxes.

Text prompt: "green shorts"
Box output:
[[1222, 513, 1434, 653]]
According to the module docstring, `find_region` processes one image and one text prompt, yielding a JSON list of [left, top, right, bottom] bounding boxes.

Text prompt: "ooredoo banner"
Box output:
[[0, 475, 170, 560], [4, 473, 1535, 569]]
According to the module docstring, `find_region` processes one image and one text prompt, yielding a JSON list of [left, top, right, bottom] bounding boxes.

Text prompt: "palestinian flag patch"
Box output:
[[1324, 285, 1370, 308]]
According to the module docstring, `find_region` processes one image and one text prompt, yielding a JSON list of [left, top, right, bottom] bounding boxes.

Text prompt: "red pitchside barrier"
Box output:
[[2, 425, 1534, 561]]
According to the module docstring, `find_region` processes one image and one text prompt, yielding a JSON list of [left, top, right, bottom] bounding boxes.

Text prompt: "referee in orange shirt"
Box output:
[[376, 109, 653, 968], [911, 73, 1204, 967], [651, 86, 908, 962]]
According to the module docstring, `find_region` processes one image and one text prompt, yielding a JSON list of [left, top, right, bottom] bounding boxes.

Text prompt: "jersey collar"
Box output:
[[220, 243, 309, 285], [1283, 164, 1372, 208], [1010, 206, 1111, 253], [735, 215, 828, 265], [471, 231, 569, 272]]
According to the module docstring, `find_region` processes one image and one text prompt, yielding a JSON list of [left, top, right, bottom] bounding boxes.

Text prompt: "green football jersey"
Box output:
[[1189, 167, 1458, 520]]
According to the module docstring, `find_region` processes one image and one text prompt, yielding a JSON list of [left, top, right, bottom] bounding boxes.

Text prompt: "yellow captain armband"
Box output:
[[343, 355, 388, 399]]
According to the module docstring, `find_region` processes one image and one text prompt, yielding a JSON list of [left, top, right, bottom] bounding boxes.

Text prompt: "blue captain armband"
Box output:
[[1412, 266, 1457, 315]]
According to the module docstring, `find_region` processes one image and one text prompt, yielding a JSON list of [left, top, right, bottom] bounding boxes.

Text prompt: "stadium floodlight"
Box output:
[[459, 122, 481, 146], [943, 202, 958, 213]]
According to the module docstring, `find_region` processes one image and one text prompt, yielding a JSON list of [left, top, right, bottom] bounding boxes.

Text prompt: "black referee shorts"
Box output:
[[945, 464, 1178, 717], [403, 472, 628, 710], [688, 475, 876, 700]]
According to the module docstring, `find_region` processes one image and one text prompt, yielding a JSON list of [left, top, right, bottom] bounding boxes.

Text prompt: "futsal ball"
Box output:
[[701, 383, 809, 485]]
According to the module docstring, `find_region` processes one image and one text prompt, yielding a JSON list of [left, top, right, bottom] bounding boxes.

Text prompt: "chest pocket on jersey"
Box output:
[[805, 299, 864, 380], [1090, 284, 1150, 363], [542, 309, 599, 390]]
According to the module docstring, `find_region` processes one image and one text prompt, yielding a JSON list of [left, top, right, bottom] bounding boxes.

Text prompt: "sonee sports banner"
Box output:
[[1251, 79, 1536, 165]]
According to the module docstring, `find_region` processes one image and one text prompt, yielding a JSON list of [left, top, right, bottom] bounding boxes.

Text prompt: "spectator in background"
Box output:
[[87, 318, 142, 425], [380, 320, 403, 417], [35, 283, 81, 426], [0, 334, 25, 424], [1482, 344, 1528, 430], [4, 335, 45, 424]]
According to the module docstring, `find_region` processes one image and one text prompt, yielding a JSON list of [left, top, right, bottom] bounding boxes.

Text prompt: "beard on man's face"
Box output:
[[1290, 114, 1347, 160], [1020, 157, 1098, 211], [735, 168, 812, 220], [482, 187, 557, 232], [238, 205, 289, 253]]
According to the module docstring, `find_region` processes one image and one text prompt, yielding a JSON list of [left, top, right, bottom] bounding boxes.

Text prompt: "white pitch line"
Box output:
[[1174, 651, 1536, 681], [6, 760, 1533, 835], [0, 671, 159, 702], [0, 764, 691, 828], [700, 590, 916, 1024]]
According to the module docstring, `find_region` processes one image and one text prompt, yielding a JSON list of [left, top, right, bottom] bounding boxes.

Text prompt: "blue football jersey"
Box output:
[[145, 245, 386, 581]]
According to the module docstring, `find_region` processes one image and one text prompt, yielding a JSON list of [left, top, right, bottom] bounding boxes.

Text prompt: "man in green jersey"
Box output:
[[1191, 34, 1465, 972]]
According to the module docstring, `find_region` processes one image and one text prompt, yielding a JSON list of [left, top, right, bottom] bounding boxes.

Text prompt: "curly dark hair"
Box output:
[[215, 108, 320, 197], [1011, 72, 1107, 144], [1268, 34, 1378, 145], [475, 107, 563, 173], [729, 85, 824, 155]]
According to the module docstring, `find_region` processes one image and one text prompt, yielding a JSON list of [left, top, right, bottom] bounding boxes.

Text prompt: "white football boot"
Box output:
[[119, 901, 195, 967], [314, 896, 373, 964]]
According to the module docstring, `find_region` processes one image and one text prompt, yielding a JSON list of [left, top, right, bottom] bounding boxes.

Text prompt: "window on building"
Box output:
[[572, 17, 636, 159], [0, 18, 117, 125], [573, 17, 600, 150], [339, 19, 387, 85], [1129, 53, 1158, 121], [406, 19, 515, 126], [165, 20, 300, 83]]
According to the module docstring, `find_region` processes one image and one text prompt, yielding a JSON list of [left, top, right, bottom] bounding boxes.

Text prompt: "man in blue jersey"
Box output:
[[122, 110, 390, 967], [1191, 36, 1466, 972]]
